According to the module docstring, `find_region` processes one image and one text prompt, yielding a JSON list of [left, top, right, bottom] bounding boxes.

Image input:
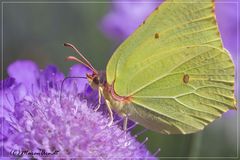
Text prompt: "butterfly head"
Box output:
[[86, 71, 106, 89]]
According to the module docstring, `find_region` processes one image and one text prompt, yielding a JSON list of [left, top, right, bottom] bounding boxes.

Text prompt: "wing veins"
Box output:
[[195, 85, 233, 90], [193, 92, 233, 108], [132, 100, 202, 131], [172, 49, 222, 72], [162, 25, 218, 43], [114, 10, 216, 82], [155, 15, 214, 38], [129, 46, 214, 95], [174, 98, 220, 117]]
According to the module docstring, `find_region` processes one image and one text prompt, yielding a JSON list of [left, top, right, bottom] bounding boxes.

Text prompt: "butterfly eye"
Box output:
[[93, 77, 100, 85]]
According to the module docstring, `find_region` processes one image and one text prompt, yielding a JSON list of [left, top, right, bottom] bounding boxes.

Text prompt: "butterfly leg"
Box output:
[[123, 115, 128, 131], [94, 88, 102, 111], [105, 99, 114, 127]]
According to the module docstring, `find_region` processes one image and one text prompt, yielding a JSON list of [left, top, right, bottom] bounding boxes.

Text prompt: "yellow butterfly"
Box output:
[[65, 0, 236, 134]]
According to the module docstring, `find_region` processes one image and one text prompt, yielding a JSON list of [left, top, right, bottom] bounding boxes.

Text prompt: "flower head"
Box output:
[[1, 60, 156, 159]]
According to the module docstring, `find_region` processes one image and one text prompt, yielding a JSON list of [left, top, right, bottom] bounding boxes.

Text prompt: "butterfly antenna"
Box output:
[[66, 56, 95, 72], [64, 43, 98, 74], [64, 43, 92, 67]]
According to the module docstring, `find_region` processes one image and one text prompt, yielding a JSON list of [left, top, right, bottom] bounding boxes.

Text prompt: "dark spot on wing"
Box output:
[[154, 33, 160, 39], [183, 74, 190, 84]]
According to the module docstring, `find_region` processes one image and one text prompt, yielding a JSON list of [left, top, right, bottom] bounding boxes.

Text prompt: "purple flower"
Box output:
[[1, 60, 157, 159]]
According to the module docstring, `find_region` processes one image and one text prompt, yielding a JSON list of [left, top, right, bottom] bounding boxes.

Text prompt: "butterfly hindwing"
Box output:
[[129, 45, 235, 134]]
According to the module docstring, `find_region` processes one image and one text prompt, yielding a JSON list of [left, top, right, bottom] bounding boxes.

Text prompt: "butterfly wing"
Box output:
[[106, 0, 236, 134], [124, 45, 235, 134]]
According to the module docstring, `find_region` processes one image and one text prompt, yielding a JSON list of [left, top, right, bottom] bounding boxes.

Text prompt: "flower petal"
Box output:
[[39, 65, 65, 90], [0, 77, 15, 90], [67, 64, 91, 93], [216, 1, 239, 65], [12, 84, 27, 103], [7, 60, 40, 91]]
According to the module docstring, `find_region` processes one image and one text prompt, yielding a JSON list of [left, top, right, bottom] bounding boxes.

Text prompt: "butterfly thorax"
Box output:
[[87, 70, 132, 115]]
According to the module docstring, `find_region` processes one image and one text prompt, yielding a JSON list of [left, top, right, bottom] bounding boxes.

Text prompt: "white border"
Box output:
[[1, 1, 239, 159]]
